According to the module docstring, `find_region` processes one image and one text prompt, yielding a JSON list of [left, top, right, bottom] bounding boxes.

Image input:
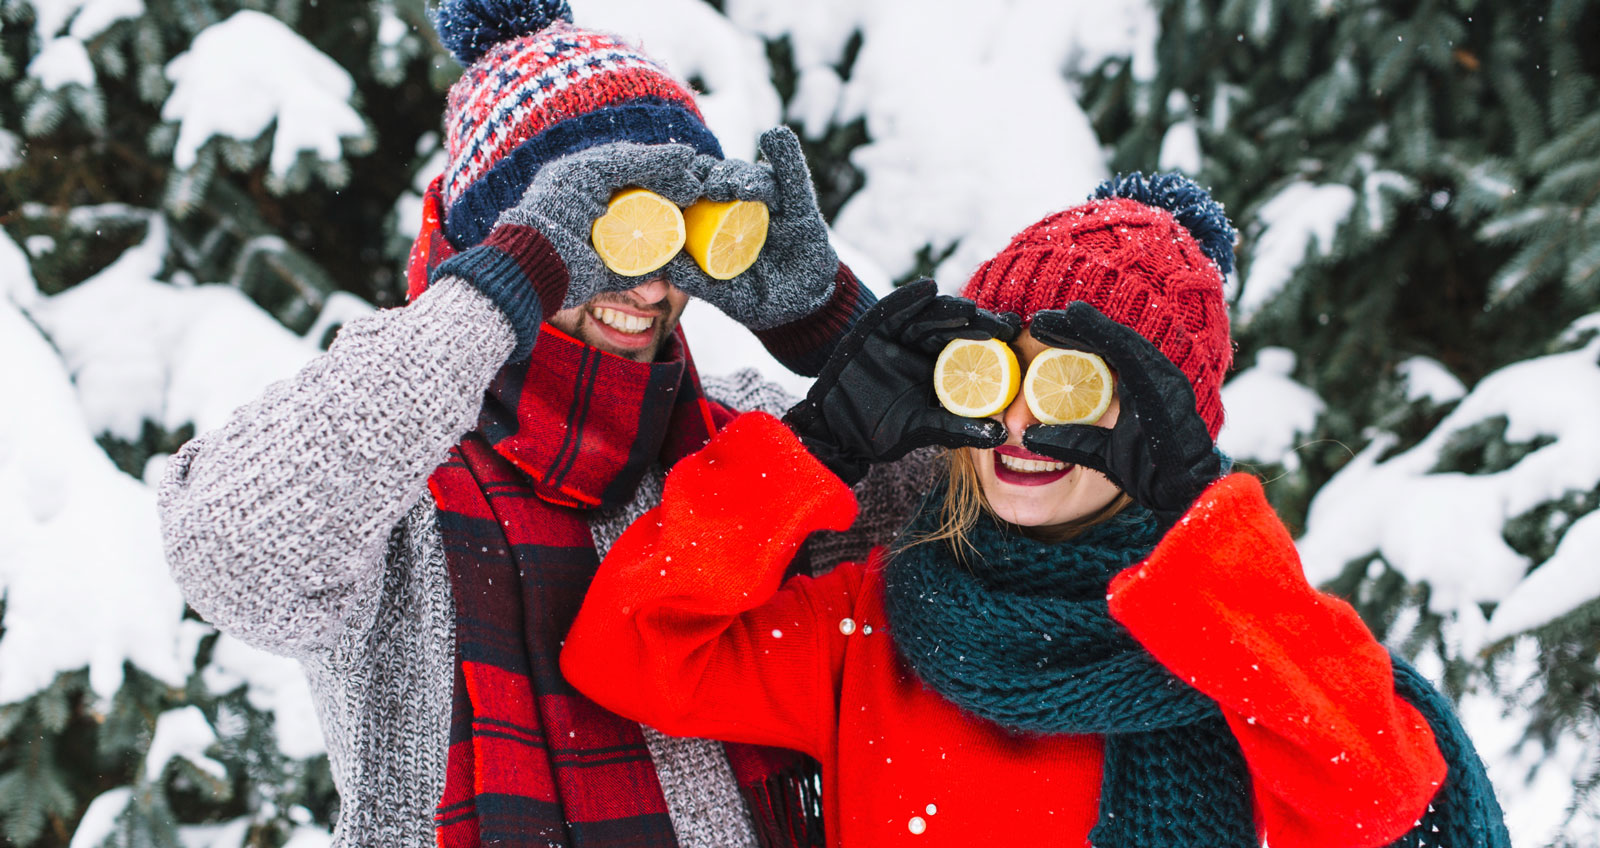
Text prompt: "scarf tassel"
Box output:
[[743, 759, 826, 848]]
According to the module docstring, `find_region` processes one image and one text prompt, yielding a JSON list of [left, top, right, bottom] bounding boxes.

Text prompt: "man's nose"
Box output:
[[628, 277, 674, 305]]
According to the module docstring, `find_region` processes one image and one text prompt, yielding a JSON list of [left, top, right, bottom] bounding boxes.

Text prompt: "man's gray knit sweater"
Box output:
[[157, 277, 931, 847]]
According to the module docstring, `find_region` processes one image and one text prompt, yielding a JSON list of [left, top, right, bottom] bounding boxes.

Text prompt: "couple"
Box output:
[[157, 2, 1507, 847]]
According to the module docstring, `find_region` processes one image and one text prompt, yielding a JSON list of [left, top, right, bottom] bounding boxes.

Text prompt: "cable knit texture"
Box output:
[[884, 493, 1255, 846], [432, 225, 566, 358], [158, 280, 926, 847], [439, 21, 721, 247], [962, 190, 1233, 438]]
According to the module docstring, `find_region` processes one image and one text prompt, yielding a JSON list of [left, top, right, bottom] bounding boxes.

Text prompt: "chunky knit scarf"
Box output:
[[883, 487, 1510, 848]]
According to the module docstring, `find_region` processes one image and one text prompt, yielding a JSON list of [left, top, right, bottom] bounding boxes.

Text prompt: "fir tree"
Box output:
[[1078, 0, 1600, 840], [0, 0, 451, 844]]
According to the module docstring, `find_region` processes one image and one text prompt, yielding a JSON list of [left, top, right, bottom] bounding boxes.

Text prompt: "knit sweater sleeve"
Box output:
[[753, 263, 875, 378], [1107, 473, 1448, 848], [157, 277, 515, 660], [561, 411, 862, 757]]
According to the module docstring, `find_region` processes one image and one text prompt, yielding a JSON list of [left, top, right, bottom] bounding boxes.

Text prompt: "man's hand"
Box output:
[[784, 281, 1019, 484], [1020, 303, 1222, 528], [432, 142, 702, 360], [503, 141, 703, 310], [668, 126, 839, 330]]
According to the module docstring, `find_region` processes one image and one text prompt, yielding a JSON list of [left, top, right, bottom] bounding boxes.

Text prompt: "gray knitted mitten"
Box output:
[[667, 126, 839, 330], [504, 141, 704, 311]]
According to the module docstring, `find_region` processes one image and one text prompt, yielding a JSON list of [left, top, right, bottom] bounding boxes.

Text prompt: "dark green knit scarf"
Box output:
[[882, 487, 1511, 847]]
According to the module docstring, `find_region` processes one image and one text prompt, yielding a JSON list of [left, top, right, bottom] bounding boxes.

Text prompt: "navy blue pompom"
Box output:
[[433, 0, 573, 65], [1093, 172, 1236, 276]]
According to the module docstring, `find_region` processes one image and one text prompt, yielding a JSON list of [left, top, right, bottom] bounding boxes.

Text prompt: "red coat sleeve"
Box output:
[[561, 411, 864, 758], [1108, 473, 1447, 848]]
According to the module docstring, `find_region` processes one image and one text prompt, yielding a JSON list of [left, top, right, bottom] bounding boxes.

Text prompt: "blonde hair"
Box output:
[[904, 448, 1133, 560]]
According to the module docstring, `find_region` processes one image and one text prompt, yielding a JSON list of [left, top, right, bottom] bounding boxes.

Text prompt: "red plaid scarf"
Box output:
[[411, 180, 822, 848]]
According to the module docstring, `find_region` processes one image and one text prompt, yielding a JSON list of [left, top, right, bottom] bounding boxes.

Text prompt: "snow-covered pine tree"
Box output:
[[1078, 0, 1600, 841], [0, 0, 450, 845]]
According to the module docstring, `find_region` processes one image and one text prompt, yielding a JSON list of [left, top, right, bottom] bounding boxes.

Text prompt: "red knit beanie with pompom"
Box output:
[[961, 175, 1235, 438]]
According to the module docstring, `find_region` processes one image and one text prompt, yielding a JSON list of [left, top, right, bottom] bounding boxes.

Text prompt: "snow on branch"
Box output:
[[1237, 180, 1355, 320], [161, 10, 366, 180], [1299, 316, 1600, 640]]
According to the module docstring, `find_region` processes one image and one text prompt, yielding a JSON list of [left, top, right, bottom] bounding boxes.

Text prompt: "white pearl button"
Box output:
[[908, 816, 926, 835], [839, 617, 857, 635]]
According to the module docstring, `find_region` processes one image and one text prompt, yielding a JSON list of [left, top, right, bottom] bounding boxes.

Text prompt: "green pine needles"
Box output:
[[1078, 0, 1600, 838]]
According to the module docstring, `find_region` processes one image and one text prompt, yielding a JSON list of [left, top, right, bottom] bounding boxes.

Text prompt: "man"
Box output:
[[158, 3, 927, 846]]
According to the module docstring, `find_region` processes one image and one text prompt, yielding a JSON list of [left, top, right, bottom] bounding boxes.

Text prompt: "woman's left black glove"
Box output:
[[1021, 302, 1223, 528], [784, 280, 1019, 484]]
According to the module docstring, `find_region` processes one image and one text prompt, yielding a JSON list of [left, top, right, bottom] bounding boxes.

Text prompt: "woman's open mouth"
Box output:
[[992, 445, 1072, 486]]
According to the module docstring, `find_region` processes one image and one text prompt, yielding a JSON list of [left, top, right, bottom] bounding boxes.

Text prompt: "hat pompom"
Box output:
[[1093, 172, 1236, 276], [433, 0, 573, 65]]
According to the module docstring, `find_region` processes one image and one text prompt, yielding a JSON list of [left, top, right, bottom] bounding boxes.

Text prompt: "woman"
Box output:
[[560, 174, 1508, 847]]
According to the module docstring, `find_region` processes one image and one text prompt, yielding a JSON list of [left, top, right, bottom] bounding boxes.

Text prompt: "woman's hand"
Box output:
[[784, 281, 1019, 484], [667, 126, 840, 330], [1021, 302, 1222, 527]]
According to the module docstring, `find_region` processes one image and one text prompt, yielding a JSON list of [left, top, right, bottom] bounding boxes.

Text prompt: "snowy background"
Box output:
[[3, 0, 1598, 845]]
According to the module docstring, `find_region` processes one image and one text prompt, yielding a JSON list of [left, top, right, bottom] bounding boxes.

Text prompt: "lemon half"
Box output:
[[683, 198, 770, 280], [1022, 348, 1114, 425], [933, 338, 1022, 418], [591, 188, 686, 277]]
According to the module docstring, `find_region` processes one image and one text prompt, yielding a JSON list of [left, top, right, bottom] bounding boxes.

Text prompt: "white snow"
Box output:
[[1, 219, 327, 706], [176, 817, 253, 848], [31, 0, 144, 39], [1218, 347, 1325, 470], [145, 706, 226, 782], [0, 128, 20, 171], [577, 0, 783, 161], [33, 219, 323, 441], [1397, 355, 1466, 404], [1158, 120, 1201, 175], [68, 787, 133, 848], [1486, 510, 1600, 641], [0, 292, 189, 701], [1158, 90, 1202, 174], [1299, 316, 1600, 619], [281, 826, 333, 848], [1238, 181, 1356, 320], [203, 635, 326, 759], [27, 36, 95, 90], [161, 10, 365, 178], [724, 0, 1151, 289], [0, 229, 36, 307]]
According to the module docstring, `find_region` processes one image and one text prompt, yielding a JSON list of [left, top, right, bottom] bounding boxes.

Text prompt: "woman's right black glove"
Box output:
[[1020, 302, 1223, 528], [783, 280, 1019, 484]]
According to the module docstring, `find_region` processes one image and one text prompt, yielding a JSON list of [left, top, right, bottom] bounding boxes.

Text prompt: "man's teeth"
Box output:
[[998, 454, 1068, 473], [593, 307, 654, 334]]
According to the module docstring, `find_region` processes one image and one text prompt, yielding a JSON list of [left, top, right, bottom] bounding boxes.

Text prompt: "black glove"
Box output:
[[1020, 302, 1222, 528], [783, 280, 1019, 484]]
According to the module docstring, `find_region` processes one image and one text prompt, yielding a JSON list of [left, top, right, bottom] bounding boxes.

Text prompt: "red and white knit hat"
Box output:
[[962, 173, 1236, 438], [433, 0, 722, 248]]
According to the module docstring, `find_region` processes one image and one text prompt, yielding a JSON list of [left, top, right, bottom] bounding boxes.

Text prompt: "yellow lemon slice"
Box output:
[[591, 188, 686, 276], [1023, 348, 1114, 425], [933, 338, 1021, 418], [682, 198, 770, 280]]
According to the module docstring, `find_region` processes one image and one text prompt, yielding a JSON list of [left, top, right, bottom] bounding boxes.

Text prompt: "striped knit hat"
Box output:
[[962, 173, 1236, 438], [433, 0, 722, 248]]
